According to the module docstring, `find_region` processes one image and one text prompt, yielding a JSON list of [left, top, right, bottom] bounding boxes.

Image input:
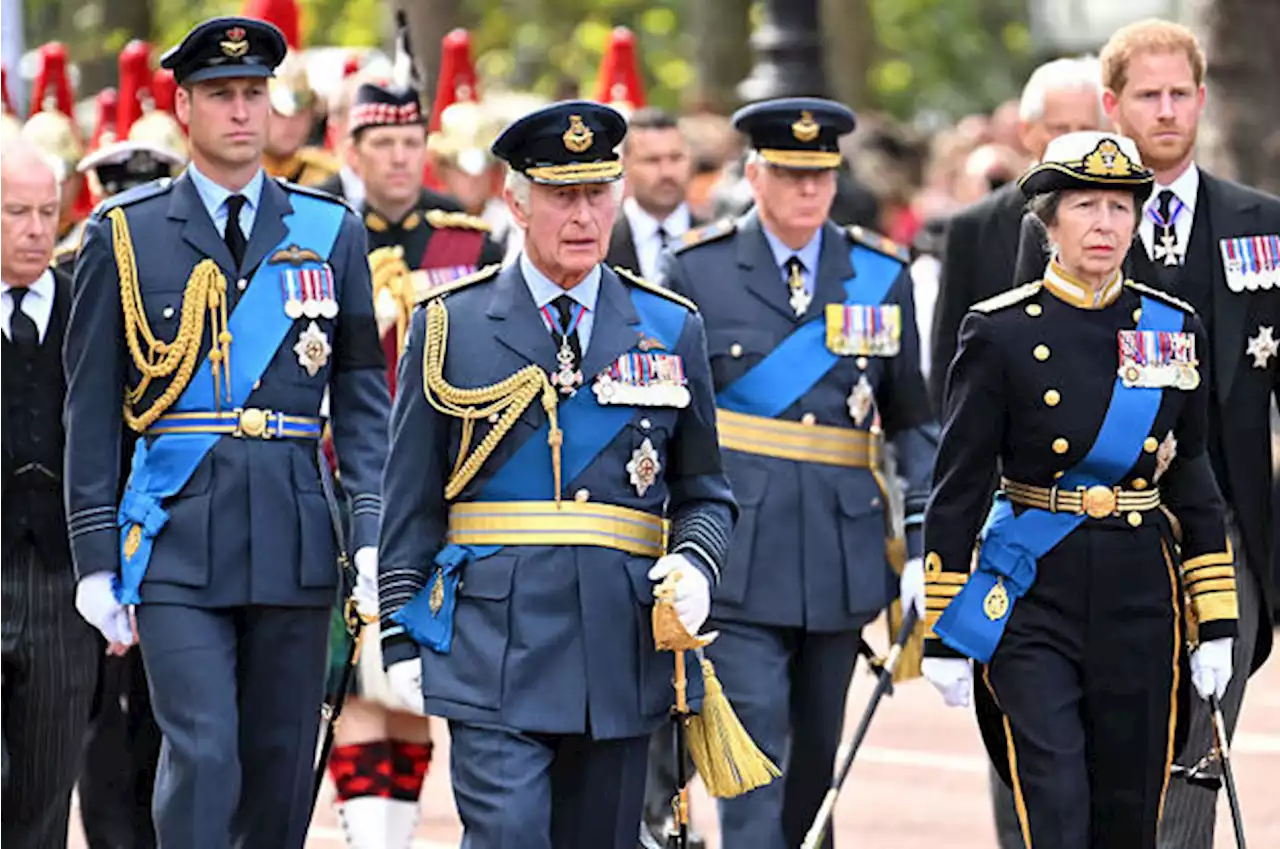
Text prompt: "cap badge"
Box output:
[[562, 114, 594, 154], [792, 110, 820, 143], [1083, 139, 1134, 177], [220, 26, 249, 59]]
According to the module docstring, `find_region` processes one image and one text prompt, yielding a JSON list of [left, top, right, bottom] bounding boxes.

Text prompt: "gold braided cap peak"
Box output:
[[612, 265, 699, 312], [424, 208, 493, 232]]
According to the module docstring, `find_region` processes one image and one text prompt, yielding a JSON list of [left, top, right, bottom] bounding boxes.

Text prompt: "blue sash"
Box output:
[[392, 287, 689, 653], [114, 194, 345, 604], [934, 295, 1183, 662], [715, 244, 901, 417]]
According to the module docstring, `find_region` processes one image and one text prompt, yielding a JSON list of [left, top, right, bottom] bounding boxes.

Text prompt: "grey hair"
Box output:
[[1019, 56, 1103, 123], [1, 136, 65, 199], [503, 169, 624, 216]]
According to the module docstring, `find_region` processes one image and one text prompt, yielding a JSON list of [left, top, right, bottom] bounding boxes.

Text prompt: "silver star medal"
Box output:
[[1246, 325, 1279, 369], [1153, 229, 1183, 267], [847, 374, 875, 426], [293, 321, 331, 377], [627, 438, 661, 497], [789, 286, 812, 318], [1154, 431, 1178, 483]]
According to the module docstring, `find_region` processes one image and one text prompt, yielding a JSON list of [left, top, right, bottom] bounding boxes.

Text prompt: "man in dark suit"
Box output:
[[1010, 21, 1280, 848], [1, 136, 99, 849], [64, 18, 389, 849], [929, 56, 1104, 413], [607, 107, 701, 282]]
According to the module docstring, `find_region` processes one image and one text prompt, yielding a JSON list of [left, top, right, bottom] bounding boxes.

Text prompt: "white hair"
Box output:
[[1019, 56, 1103, 123], [502, 168, 624, 217], [0, 136, 65, 199]]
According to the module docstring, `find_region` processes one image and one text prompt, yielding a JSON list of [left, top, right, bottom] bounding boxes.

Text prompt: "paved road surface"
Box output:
[[68, 623, 1280, 848]]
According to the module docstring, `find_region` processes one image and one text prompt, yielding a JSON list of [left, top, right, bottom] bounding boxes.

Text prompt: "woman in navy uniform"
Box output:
[[921, 132, 1238, 849]]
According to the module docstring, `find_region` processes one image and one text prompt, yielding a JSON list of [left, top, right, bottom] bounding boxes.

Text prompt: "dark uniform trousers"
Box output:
[[985, 523, 1183, 849]]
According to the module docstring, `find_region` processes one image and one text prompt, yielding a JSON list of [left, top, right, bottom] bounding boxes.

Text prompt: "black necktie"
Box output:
[[657, 226, 669, 249], [224, 194, 248, 268], [8, 288, 39, 351], [552, 294, 583, 368]]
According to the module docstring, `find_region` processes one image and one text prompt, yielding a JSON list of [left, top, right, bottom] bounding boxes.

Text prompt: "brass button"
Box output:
[[574, 488, 590, 502], [1034, 344, 1051, 361], [1127, 512, 1143, 527], [729, 343, 743, 358], [1025, 303, 1042, 317], [856, 356, 869, 370], [488, 413, 499, 424], [1132, 478, 1148, 490], [801, 412, 817, 426], [237, 278, 248, 292], [1144, 436, 1159, 453], [1052, 437, 1069, 455], [1133, 308, 1142, 323], [162, 305, 175, 319], [870, 496, 881, 508], [1043, 389, 1061, 407], [639, 418, 652, 431], [1053, 470, 1065, 480]]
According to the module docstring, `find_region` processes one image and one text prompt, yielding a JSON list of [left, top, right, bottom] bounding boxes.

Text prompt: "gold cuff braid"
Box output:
[[422, 298, 563, 502], [112, 207, 231, 432]]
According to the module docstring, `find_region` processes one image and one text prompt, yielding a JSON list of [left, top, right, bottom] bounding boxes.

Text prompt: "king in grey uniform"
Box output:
[[63, 17, 389, 849], [658, 97, 936, 849], [376, 101, 736, 849]]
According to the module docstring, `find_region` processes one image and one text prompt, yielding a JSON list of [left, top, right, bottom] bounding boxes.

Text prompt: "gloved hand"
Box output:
[[75, 572, 134, 647], [648, 553, 711, 637], [387, 658, 424, 714], [900, 557, 925, 620], [352, 546, 378, 619], [1190, 637, 1233, 701], [922, 657, 972, 707]]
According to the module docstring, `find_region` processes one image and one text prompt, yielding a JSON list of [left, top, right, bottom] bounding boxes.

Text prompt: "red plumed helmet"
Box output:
[[242, 0, 301, 50], [116, 40, 151, 140], [429, 28, 479, 133], [28, 43, 76, 120], [91, 88, 119, 151], [151, 68, 177, 114], [593, 26, 645, 114]]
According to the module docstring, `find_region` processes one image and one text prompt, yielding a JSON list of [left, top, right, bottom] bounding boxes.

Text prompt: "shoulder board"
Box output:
[[278, 178, 352, 209], [420, 263, 501, 304], [612, 265, 698, 312], [846, 225, 910, 263], [424, 209, 492, 232], [674, 218, 736, 253], [95, 177, 173, 216], [972, 281, 1043, 314], [1124, 279, 1196, 314]]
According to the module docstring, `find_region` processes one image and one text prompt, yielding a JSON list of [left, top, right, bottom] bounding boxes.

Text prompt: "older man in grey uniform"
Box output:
[[659, 97, 936, 849]]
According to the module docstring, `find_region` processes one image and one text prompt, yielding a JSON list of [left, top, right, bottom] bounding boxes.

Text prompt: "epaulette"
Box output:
[[971, 281, 1043, 314], [425, 209, 492, 232], [279, 178, 351, 209], [1124, 279, 1196, 314], [847, 224, 910, 263], [612, 265, 699, 312], [673, 218, 735, 253], [419, 263, 501, 304], [94, 177, 173, 216]]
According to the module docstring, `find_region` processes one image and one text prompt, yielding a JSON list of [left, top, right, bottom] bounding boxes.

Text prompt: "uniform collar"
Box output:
[[186, 160, 265, 221], [1042, 258, 1124, 310], [761, 223, 823, 274], [2, 268, 54, 300], [519, 251, 601, 312]]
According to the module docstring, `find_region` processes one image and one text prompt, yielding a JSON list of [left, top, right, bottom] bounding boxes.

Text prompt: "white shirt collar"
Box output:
[[3, 268, 55, 301], [3, 268, 56, 342], [519, 252, 602, 311], [623, 197, 692, 242], [1146, 162, 1200, 214]]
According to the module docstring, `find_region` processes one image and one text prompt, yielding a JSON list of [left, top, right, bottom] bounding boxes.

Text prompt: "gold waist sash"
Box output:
[[1001, 478, 1162, 519], [447, 501, 665, 557], [716, 408, 877, 468]]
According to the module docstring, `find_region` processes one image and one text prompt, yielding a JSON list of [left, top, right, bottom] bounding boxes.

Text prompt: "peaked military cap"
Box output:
[[349, 81, 425, 136], [78, 139, 184, 195], [732, 97, 855, 170], [160, 17, 287, 87], [491, 100, 627, 185], [1019, 131, 1154, 202]]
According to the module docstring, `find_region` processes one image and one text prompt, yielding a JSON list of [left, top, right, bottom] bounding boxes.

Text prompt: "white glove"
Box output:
[[75, 572, 135, 647], [922, 657, 972, 708], [386, 658, 424, 714], [648, 553, 711, 636], [900, 557, 925, 620], [1190, 637, 1233, 702], [352, 546, 378, 619]]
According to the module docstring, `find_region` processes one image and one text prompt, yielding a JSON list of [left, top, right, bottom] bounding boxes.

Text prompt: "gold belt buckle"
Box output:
[[1080, 485, 1117, 519], [236, 407, 271, 439]]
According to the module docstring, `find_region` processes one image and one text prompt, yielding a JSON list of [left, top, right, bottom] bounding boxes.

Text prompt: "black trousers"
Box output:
[[985, 525, 1181, 849], [79, 651, 161, 849], [1, 536, 99, 849]]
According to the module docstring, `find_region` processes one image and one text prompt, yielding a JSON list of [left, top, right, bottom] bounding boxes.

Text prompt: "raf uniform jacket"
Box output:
[[1012, 170, 1280, 669], [659, 210, 936, 632], [377, 262, 736, 741], [929, 182, 1032, 412], [64, 172, 390, 609]]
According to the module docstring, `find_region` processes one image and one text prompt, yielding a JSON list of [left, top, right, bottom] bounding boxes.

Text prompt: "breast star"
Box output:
[[1246, 325, 1279, 369]]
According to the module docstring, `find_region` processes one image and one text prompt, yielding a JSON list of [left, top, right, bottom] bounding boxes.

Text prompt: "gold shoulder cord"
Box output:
[[422, 298, 564, 503], [111, 207, 232, 431], [369, 245, 413, 355]]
